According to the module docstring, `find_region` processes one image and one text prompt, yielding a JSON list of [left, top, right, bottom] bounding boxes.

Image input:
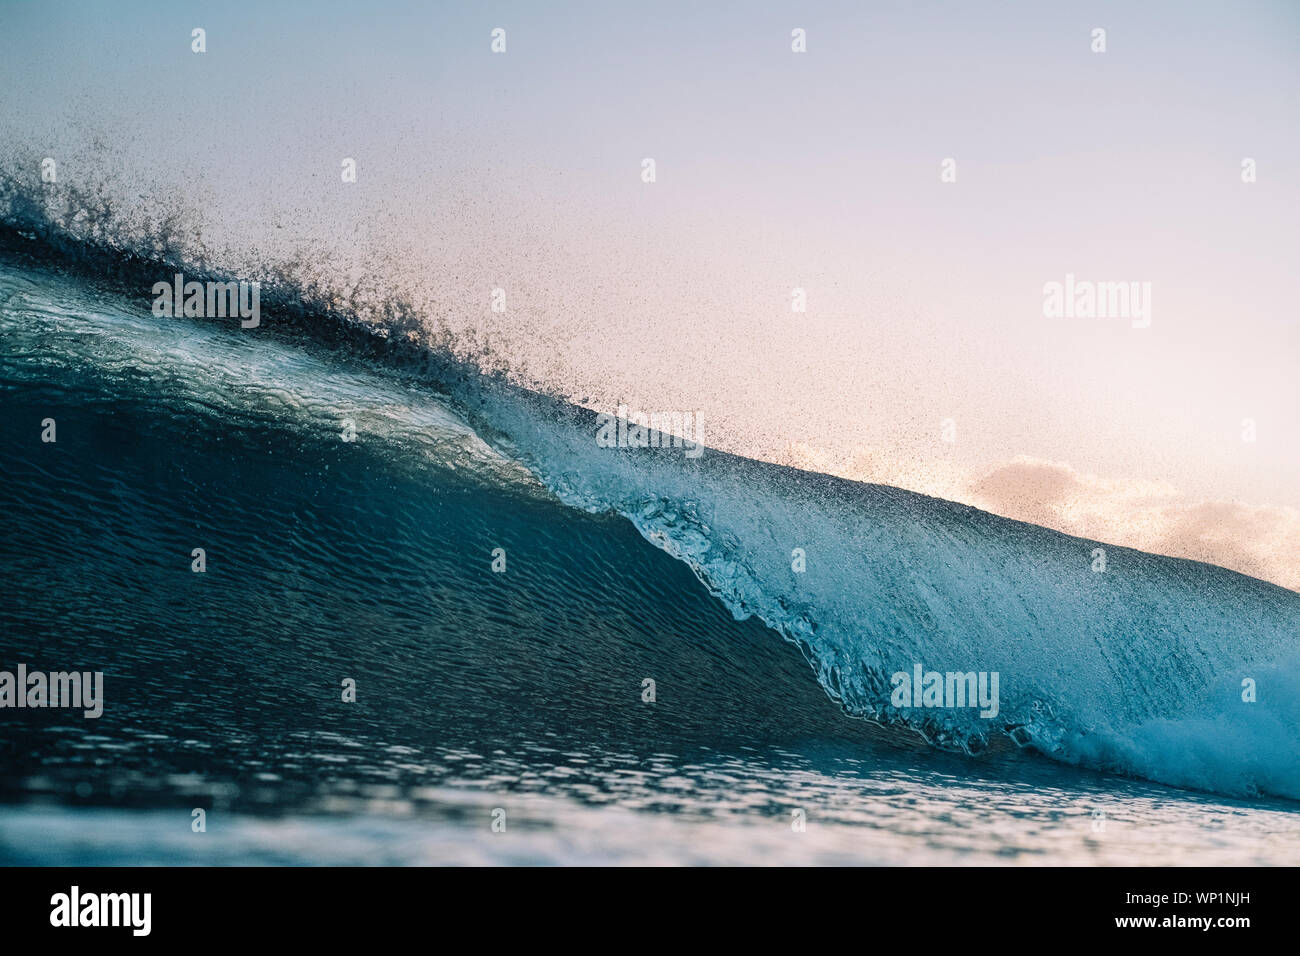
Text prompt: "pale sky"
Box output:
[[2, 0, 1297, 586]]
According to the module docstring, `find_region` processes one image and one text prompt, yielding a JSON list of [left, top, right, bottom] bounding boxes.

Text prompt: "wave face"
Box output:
[[0, 236, 884, 801], [1, 224, 1298, 809]]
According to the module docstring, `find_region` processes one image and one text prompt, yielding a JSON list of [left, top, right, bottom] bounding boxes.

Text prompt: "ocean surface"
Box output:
[[0, 227, 1298, 865]]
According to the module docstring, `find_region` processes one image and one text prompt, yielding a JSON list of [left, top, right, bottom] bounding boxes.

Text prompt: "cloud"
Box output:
[[968, 456, 1300, 592], [772, 445, 1299, 592]]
